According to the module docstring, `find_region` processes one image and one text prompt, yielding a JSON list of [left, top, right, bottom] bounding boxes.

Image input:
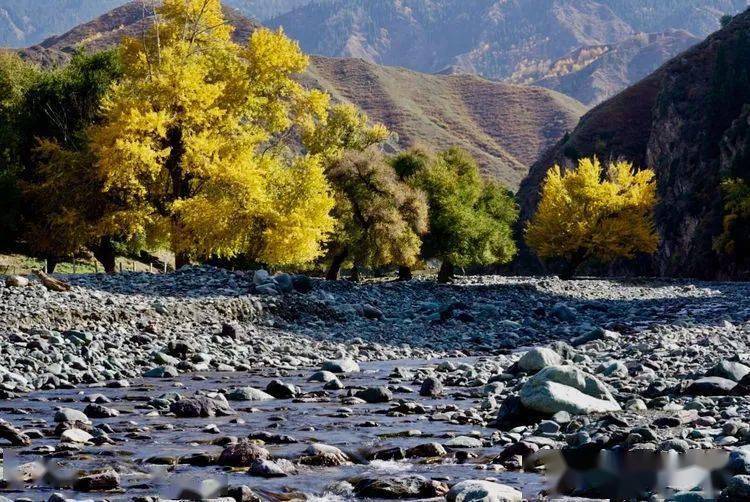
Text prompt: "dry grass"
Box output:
[[306, 57, 585, 188], [0, 253, 169, 276]]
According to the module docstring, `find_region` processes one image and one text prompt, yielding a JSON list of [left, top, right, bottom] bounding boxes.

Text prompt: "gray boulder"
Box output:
[[322, 358, 360, 374], [227, 387, 274, 401], [518, 347, 563, 373], [419, 376, 444, 397], [707, 361, 750, 382], [686, 377, 737, 396], [355, 386, 393, 403], [519, 365, 621, 415], [447, 480, 523, 502]]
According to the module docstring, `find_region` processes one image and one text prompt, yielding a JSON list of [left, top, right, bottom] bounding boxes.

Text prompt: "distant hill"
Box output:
[[531, 30, 701, 106], [15, 1, 585, 188], [4, 1, 746, 106], [0, 0, 315, 48], [304, 57, 585, 187], [517, 8, 750, 279], [0, 0, 124, 48], [270, 0, 748, 105]]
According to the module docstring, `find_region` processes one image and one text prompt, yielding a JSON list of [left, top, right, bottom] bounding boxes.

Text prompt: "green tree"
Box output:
[[0, 53, 39, 248], [324, 148, 428, 280], [398, 147, 518, 283], [17, 49, 123, 271]]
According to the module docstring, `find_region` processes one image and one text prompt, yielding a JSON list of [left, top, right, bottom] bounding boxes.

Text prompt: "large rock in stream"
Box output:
[[519, 365, 620, 415]]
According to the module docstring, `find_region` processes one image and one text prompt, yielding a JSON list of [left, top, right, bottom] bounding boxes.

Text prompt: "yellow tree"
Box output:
[[525, 157, 658, 278], [89, 0, 334, 268]]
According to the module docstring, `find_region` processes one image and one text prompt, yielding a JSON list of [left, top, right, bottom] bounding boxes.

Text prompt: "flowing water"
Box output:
[[0, 358, 544, 500]]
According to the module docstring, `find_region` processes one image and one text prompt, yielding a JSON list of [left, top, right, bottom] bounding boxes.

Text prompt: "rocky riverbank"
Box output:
[[2, 268, 750, 500]]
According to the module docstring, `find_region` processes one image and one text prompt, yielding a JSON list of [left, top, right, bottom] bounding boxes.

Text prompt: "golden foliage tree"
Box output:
[[301, 103, 389, 161], [301, 103, 425, 280], [525, 157, 658, 278], [89, 0, 334, 268]]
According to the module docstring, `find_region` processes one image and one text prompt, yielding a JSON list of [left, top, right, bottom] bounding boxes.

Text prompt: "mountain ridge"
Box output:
[[517, 7, 750, 278], [14, 1, 586, 188], [269, 0, 747, 106]]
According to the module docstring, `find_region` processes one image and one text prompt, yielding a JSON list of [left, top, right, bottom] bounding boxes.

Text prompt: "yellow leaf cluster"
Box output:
[[301, 103, 389, 162], [525, 157, 658, 267], [89, 0, 334, 265]]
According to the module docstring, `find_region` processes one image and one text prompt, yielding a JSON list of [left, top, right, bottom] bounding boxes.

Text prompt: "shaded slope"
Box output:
[[518, 8, 750, 278]]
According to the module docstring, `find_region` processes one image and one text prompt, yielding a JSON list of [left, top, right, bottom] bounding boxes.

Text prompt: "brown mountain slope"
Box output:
[[305, 57, 585, 186], [517, 8, 750, 278], [16, 1, 585, 188]]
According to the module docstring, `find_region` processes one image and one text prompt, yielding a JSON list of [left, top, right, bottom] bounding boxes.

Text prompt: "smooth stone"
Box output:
[[445, 436, 483, 448], [226, 387, 274, 401], [518, 347, 563, 373], [322, 358, 360, 374], [447, 480, 523, 502], [519, 365, 621, 415]]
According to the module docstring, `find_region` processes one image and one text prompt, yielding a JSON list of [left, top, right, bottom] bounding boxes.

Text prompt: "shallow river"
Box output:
[[0, 358, 543, 500]]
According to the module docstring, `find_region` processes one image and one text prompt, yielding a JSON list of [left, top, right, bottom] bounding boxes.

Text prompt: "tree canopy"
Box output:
[[525, 157, 658, 277], [398, 147, 518, 282], [87, 0, 335, 268]]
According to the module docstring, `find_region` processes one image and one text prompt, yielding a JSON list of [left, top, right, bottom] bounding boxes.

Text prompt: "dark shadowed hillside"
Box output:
[[16, 1, 585, 187], [518, 8, 750, 278]]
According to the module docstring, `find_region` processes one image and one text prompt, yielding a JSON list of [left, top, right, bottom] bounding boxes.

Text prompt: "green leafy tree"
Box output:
[[17, 49, 123, 271], [0, 52, 39, 248], [397, 147, 518, 283]]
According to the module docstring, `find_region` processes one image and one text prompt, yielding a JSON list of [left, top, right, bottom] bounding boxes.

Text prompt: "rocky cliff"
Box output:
[[518, 8, 750, 278]]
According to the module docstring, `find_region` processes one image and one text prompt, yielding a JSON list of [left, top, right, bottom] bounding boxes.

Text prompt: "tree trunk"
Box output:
[[175, 252, 191, 270], [326, 248, 349, 281], [350, 265, 361, 282], [437, 260, 455, 283], [46, 257, 59, 274], [92, 238, 116, 274], [398, 266, 413, 281], [560, 250, 586, 280]]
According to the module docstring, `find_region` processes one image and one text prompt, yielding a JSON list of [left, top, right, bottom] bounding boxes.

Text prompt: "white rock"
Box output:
[[4, 275, 29, 288], [447, 480, 522, 502], [520, 365, 621, 415], [60, 428, 93, 444]]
